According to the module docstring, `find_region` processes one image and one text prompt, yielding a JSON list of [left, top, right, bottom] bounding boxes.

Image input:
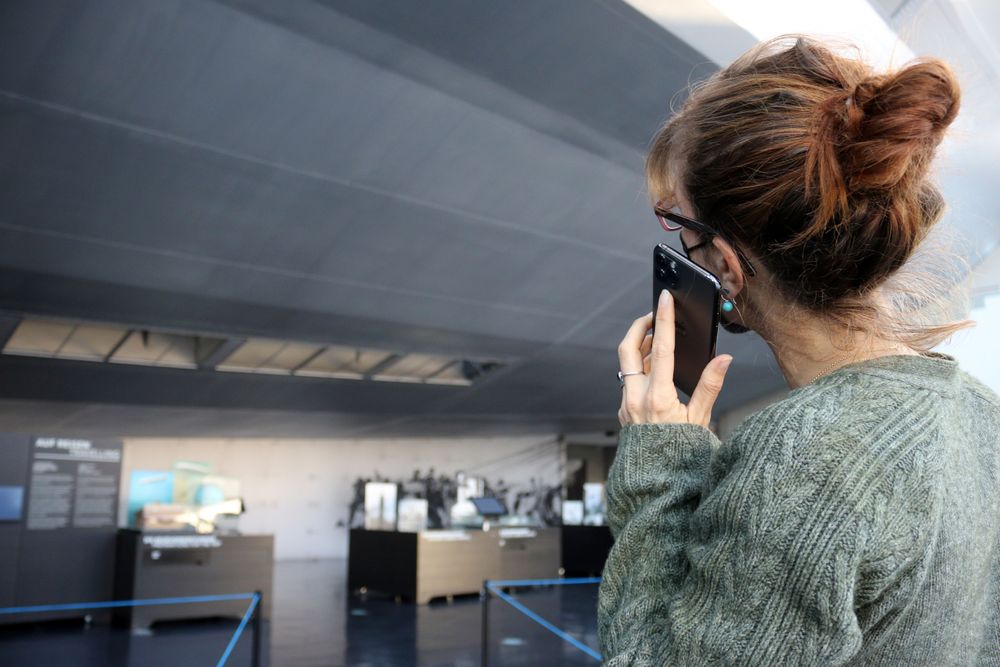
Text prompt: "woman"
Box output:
[[599, 37, 1000, 665]]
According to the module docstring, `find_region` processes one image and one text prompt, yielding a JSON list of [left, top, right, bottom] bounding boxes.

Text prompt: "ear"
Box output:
[[710, 236, 747, 297]]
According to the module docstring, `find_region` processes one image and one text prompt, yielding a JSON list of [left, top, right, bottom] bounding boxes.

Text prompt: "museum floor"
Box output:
[[0, 559, 601, 666]]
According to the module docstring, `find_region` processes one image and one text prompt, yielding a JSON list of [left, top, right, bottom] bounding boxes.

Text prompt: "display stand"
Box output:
[[348, 527, 560, 604], [113, 529, 273, 630], [560, 525, 613, 576]]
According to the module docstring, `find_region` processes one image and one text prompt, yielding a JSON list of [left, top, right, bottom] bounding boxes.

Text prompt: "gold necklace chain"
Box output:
[[808, 360, 846, 385], [806, 347, 910, 386]]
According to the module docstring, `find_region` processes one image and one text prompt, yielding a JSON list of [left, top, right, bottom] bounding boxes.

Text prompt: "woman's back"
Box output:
[[842, 356, 1000, 664], [599, 354, 1000, 665], [600, 35, 998, 666]]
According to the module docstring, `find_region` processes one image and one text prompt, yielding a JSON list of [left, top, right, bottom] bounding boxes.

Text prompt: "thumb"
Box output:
[[687, 355, 732, 426]]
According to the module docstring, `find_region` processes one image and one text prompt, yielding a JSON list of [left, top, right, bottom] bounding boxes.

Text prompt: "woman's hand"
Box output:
[[617, 290, 733, 427]]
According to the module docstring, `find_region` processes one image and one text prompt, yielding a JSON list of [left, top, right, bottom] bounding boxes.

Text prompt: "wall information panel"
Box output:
[[26, 437, 121, 531]]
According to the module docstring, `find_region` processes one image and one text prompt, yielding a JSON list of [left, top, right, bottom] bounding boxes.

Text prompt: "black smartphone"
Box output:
[[653, 243, 721, 396]]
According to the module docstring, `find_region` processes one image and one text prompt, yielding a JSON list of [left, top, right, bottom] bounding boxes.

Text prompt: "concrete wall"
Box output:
[[565, 444, 608, 485], [119, 434, 562, 560]]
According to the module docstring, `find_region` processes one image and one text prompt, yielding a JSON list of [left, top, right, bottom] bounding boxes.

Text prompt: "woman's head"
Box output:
[[647, 36, 965, 349]]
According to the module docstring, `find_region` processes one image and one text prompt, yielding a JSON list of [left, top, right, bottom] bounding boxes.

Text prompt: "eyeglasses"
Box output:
[[653, 201, 757, 277]]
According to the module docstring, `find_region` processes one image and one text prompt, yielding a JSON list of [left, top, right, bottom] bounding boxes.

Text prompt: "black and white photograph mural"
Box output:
[[347, 438, 564, 531]]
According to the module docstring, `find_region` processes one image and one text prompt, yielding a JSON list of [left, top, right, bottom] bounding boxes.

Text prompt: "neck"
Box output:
[[757, 311, 916, 389]]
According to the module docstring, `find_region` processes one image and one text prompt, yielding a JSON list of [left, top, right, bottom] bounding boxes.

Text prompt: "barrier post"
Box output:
[[252, 590, 262, 667], [481, 580, 489, 667]]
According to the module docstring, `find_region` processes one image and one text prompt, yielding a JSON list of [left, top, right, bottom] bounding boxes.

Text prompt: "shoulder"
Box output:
[[712, 375, 942, 512], [728, 368, 944, 454], [956, 367, 1000, 409], [721, 377, 870, 471]]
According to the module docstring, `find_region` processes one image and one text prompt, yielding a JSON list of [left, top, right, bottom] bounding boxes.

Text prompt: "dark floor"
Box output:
[[0, 559, 601, 666]]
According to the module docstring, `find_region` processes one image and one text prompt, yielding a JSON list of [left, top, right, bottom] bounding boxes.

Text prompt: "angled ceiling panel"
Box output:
[[0, 0, 795, 437], [59, 323, 128, 361], [111, 332, 198, 369], [4, 319, 75, 357]]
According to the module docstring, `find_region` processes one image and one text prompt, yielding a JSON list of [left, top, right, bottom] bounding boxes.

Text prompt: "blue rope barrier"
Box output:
[[487, 577, 601, 588], [216, 593, 260, 667], [0, 593, 257, 616], [485, 583, 601, 662], [0, 592, 261, 667]]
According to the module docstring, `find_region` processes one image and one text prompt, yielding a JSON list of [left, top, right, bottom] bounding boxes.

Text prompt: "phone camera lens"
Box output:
[[669, 260, 678, 273], [656, 267, 667, 280]]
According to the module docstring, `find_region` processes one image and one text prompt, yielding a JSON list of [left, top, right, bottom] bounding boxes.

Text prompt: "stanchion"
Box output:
[[252, 590, 262, 667], [216, 592, 260, 667], [481, 580, 490, 667]]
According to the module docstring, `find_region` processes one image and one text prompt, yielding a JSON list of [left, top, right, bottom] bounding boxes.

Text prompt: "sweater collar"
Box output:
[[819, 351, 959, 392]]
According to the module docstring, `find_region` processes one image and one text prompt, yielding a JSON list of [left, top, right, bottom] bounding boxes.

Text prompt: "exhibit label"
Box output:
[[26, 437, 122, 530]]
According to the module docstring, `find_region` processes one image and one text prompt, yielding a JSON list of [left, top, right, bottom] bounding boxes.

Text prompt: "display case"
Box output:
[[113, 529, 273, 630], [348, 527, 560, 604]]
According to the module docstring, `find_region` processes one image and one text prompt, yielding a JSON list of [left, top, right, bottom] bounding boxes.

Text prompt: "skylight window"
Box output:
[[1, 316, 500, 387]]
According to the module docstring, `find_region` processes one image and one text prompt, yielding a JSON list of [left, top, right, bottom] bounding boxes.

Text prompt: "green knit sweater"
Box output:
[[598, 353, 1000, 666]]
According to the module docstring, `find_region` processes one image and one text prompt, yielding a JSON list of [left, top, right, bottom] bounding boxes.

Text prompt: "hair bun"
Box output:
[[847, 61, 959, 143], [807, 58, 960, 230]]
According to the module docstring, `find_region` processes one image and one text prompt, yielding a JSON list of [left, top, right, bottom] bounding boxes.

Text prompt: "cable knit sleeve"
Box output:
[[597, 417, 879, 666]]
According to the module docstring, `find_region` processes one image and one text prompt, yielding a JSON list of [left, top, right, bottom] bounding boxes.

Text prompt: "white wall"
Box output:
[[120, 434, 562, 561], [935, 294, 1000, 393], [936, 248, 1000, 394]]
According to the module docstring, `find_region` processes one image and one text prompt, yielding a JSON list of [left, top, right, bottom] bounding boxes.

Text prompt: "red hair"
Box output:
[[646, 36, 968, 349]]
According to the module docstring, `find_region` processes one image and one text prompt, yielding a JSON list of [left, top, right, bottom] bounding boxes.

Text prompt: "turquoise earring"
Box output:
[[721, 288, 735, 313], [720, 287, 751, 334]]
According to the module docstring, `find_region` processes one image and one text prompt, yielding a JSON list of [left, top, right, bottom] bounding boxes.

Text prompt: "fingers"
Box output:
[[648, 290, 678, 405], [617, 316, 652, 423], [687, 355, 733, 427], [617, 312, 652, 375], [639, 333, 653, 357], [619, 306, 728, 427], [639, 333, 653, 374]]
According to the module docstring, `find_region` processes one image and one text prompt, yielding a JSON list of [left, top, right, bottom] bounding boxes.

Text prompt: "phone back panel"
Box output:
[[653, 244, 721, 396]]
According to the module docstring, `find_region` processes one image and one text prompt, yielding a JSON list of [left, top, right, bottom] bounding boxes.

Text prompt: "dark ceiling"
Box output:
[[0, 0, 786, 438]]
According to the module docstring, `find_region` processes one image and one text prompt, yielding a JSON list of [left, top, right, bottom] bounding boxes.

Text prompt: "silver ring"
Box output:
[[617, 370, 644, 387]]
